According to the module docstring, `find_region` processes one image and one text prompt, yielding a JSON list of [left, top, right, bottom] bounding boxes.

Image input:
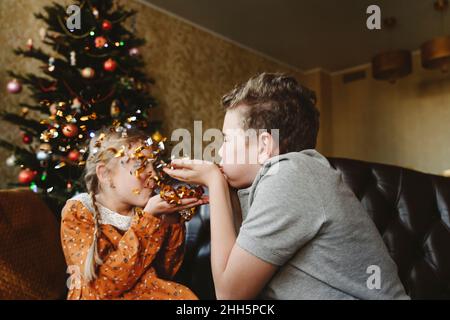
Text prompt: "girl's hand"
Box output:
[[143, 193, 208, 217], [163, 159, 224, 187]]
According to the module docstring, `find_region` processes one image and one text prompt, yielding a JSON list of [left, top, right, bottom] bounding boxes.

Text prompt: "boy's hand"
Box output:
[[163, 159, 224, 187], [143, 193, 207, 217]]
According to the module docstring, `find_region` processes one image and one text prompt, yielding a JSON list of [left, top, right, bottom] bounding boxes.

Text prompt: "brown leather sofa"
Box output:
[[1, 157, 449, 299]]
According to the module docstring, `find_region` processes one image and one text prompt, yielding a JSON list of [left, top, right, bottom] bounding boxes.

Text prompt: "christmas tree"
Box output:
[[1, 0, 161, 213]]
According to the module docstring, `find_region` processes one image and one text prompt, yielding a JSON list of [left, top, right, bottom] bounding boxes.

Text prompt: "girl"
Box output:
[[60, 127, 206, 300]]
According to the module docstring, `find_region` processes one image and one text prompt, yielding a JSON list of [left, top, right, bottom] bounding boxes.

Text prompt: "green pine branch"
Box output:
[[19, 103, 50, 115], [0, 138, 39, 166], [0, 112, 46, 135]]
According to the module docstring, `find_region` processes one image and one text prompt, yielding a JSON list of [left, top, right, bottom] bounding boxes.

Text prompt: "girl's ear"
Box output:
[[96, 163, 109, 186]]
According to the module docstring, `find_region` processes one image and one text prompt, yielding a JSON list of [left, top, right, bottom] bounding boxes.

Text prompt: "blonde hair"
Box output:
[[82, 126, 149, 282]]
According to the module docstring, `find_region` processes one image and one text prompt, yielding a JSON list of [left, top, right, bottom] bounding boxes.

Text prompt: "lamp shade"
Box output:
[[420, 35, 450, 72], [372, 50, 413, 82]]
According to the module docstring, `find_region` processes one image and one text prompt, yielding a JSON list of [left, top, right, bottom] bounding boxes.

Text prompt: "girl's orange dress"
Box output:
[[60, 193, 197, 300]]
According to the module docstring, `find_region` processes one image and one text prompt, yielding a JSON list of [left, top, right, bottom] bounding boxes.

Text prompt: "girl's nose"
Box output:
[[144, 175, 156, 189]]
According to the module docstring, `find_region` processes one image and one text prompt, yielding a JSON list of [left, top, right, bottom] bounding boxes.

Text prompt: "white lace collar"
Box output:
[[70, 193, 133, 231]]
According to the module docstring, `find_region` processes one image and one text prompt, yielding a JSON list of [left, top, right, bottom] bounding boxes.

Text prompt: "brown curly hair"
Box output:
[[221, 72, 320, 153]]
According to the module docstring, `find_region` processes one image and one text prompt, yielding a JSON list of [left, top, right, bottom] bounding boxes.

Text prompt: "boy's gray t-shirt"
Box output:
[[236, 149, 409, 300]]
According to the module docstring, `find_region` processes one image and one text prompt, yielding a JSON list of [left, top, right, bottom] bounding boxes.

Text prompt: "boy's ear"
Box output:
[[257, 132, 279, 164]]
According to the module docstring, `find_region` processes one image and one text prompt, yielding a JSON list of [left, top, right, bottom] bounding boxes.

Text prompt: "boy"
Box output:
[[164, 73, 409, 300]]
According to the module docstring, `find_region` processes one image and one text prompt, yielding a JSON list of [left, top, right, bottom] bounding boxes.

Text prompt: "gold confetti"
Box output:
[[40, 128, 58, 142], [134, 166, 145, 178], [94, 133, 106, 147], [160, 185, 181, 205], [114, 146, 125, 158]]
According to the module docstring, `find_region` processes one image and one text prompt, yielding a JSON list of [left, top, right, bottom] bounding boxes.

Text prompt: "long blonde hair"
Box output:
[[82, 126, 149, 282]]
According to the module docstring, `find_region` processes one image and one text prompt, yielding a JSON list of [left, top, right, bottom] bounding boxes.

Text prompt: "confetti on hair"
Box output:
[[94, 133, 106, 148], [114, 146, 126, 158]]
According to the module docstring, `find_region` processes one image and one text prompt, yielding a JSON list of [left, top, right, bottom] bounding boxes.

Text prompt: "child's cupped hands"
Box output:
[[162, 159, 224, 187], [143, 193, 208, 217]]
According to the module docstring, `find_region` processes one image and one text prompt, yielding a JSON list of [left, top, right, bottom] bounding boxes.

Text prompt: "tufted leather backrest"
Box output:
[[175, 157, 450, 300]]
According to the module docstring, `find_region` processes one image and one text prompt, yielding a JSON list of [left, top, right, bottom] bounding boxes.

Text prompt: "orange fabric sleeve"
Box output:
[[154, 222, 186, 279], [61, 200, 168, 299]]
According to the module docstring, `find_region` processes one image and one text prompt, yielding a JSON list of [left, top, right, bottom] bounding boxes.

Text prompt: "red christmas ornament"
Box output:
[[62, 124, 79, 138], [67, 149, 80, 162], [18, 168, 37, 184], [95, 36, 107, 48], [22, 133, 32, 144], [104, 58, 117, 72], [102, 20, 112, 31]]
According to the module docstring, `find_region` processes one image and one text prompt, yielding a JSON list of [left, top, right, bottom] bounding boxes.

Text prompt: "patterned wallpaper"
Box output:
[[0, 0, 303, 188]]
